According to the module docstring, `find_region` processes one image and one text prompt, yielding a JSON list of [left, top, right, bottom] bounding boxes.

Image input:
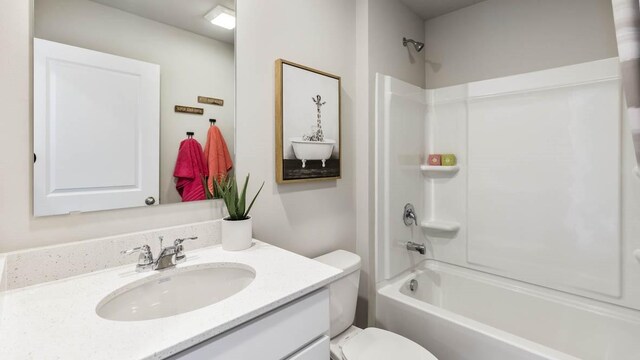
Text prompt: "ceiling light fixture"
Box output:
[[205, 5, 236, 30]]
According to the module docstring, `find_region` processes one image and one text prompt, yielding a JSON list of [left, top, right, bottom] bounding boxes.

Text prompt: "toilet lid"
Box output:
[[341, 328, 438, 360]]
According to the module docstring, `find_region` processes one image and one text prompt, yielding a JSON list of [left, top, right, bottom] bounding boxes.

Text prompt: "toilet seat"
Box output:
[[339, 328, 437, 360]]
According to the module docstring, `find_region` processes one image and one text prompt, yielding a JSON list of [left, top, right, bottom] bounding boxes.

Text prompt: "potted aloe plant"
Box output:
[[201, 175, 226, 200], [214, 174, 264, 251]]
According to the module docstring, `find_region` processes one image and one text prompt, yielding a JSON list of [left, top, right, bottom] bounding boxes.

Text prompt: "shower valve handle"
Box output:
[[403, 203, 418, 226]]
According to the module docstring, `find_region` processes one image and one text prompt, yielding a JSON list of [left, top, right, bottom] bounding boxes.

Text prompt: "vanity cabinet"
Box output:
[[170, 288, 330, 360], [285, 335, 330, 360]]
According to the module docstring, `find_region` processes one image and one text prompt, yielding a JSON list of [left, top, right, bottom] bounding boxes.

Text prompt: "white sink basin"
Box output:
[[96, 263, 255, 321]]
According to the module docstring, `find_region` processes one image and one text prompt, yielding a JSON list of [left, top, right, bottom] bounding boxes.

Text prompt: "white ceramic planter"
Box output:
[[221, 217, 253, 251]]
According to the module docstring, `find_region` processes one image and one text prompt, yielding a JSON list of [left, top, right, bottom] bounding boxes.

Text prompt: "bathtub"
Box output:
[[376, 260, 640, 360], [290, 137, 335, 168]]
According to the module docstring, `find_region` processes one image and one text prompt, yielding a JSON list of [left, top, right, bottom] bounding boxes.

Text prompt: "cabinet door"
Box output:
[[286, 336, 330, 360], [33, 38, 160, 216], [170, 289, 330, 360]]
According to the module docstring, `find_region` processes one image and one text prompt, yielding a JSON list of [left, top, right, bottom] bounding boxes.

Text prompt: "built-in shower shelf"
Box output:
[[421, 220, 460, 232], [420, 165, 460, 175]]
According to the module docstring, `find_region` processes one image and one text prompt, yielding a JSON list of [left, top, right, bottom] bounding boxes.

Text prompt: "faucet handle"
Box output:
[[121, 245, 154, 272], [121, 246, 144, 255], [174, 237, 198, 263], [174, 236, 198, 246]]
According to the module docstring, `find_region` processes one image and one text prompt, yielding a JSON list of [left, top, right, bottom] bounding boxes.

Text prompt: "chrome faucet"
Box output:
[[121, 236, 198, 272], [406, 241, 426, 255]]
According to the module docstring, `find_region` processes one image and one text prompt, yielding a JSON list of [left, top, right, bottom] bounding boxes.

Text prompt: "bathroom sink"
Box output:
[[96, 264, 255, 321]]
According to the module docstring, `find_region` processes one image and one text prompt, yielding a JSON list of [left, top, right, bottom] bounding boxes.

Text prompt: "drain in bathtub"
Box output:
[[409, 279, 418, 292]]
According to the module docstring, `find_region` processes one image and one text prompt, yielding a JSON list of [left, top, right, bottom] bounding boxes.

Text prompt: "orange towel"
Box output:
[[204, 125, 233, 192]]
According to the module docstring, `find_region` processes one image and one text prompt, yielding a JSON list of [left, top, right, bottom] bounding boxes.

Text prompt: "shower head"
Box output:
[[403, 37, 424, 52]]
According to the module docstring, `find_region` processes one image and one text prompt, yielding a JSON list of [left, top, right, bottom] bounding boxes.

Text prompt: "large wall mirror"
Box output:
[[33, 0, 236, 216]]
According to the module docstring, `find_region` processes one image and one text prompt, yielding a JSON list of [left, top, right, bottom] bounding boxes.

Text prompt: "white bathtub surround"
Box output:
[[2, 220, 221, 290], [375, 58, 640, 310], [375, 59, 640, 359], [0, 241, 342, 360], [377, 260, 640, 360], [291, 138, 336, 168], [221, 217, 253, 251], [465, 59, 621, 299]]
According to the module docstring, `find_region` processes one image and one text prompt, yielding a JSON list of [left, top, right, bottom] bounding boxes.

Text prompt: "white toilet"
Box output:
[[314, 250, 438, 360]]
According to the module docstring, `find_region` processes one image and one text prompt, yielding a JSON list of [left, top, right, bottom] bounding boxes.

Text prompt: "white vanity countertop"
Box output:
[[0, 241, 342, 360]]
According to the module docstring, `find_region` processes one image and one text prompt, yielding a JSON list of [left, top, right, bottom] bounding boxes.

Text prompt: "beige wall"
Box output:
[[424, 0, 618, 88], [355, 0, 371, 326], [354, 0, 426, 325], [0, 0, 357, 256], [369, 0, 426, 89], [34, 0, 235, 205], [235, 0, 357, 258]]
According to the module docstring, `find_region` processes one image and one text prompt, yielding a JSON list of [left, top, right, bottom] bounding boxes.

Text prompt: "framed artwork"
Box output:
[[275, 59, 341, 183]]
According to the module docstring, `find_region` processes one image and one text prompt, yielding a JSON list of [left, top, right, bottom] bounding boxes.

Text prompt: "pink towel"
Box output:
[[204, 125, 233, 192], [173, 138, 208, 202]]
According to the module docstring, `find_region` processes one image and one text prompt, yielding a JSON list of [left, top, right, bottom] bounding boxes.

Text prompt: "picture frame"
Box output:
[[275, 59, 342, 184]]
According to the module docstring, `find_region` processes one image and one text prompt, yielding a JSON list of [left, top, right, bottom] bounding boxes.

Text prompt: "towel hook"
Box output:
[[186, 132, 194, 138], [209, 119, 217, 125]]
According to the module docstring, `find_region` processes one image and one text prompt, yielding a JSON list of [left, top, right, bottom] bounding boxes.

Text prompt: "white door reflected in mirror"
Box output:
[[33, 39, 160, 216]]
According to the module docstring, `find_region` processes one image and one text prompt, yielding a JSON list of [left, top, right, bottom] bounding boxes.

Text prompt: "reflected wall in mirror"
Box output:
[[33, 0, 235, 216]]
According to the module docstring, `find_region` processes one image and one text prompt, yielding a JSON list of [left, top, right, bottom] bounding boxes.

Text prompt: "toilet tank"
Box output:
[[314, 250, 361, 337]]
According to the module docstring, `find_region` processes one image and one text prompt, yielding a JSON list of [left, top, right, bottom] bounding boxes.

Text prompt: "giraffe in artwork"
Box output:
[[303, 95, 326, 142]]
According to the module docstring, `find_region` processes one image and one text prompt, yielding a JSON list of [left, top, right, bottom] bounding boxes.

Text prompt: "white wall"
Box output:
[[0, 0, 358, 257], [424, 0, 618, 88], [34, 0, 235, 205]]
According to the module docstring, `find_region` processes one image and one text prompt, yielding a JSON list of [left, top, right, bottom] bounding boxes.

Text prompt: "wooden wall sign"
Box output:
[[175, 105, 204, 115], [198, 96, 224, 106]]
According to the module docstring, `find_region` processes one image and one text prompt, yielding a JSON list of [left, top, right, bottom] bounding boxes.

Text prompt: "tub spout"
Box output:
[[406, 241, 426, 255]]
